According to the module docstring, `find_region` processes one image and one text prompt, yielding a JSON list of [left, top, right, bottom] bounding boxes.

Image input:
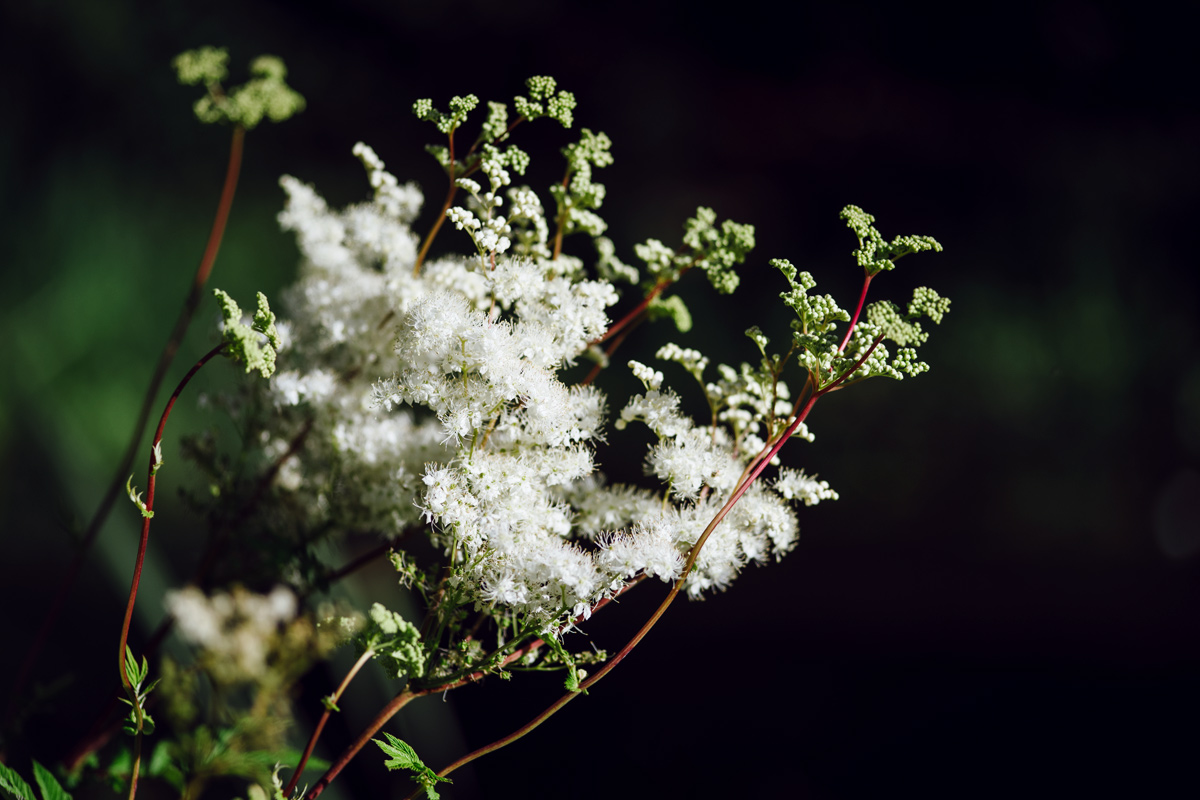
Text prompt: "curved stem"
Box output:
[[117, 344, 225, 692], [283, 648, 376, 797], [424, 394, 824, 788], [836, 272, 873, 355], [306, 689, 417, 799], [592, 279, 670, 346], [7, 126, 245, 726], [307, 578, 646, 799], [580, 318, 634, 387]]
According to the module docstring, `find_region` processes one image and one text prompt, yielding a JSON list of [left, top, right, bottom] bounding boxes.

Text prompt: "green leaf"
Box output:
[[123, 645, 143, 685], [32, 761, 72, 800], [372, 734, 451, 799], [0, 761, 35, 800], [374, 733, 422, 772]]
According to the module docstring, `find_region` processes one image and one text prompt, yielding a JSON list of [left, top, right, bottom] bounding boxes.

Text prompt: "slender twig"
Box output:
[[118, 344, 225, 691], [412, 117, 527, 276], [420, 393, 825, 790], [551, 167, 572, 261], [836, 271, 873, 355], [304, 578, 646, 799], [320, 540, 394, 587], [580, 319, 635, 387], [7, 127, 245, 726], [283, 648, 377, 797], [116, 342, 225, 800], [592, 279, 670, 347]]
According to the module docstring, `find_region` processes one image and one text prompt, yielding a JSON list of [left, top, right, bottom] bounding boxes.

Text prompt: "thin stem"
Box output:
[[413, 183, 457, 276], [7, 126, 245, 726], [836, 271, 873, 355], [823, 333, 886, 393], [306, 689, 418, 799], [580, 319, 634, 387], [283, 648, 377, 797], [592, 279, 670, 346], [424, 396, 824, 788], [127, 730, 141, 800], [307, 578, 645, 799], [118, 344, 225, 693], [320, 540, 394, 587], [414, 130, 457, 276], [551, 168, 571, 261], [413, 117, 527, 276], [62, 419, 317, 773]]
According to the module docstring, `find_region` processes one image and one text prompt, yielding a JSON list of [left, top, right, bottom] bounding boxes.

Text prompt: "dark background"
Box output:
[[2, 1, 1198, 798]]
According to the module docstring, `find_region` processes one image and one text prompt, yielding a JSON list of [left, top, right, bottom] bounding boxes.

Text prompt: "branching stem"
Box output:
[[116, 342, 224, 800], [419, 393, 824, 790], [283, 648, 377, 797], [7, 126, 244, 726]]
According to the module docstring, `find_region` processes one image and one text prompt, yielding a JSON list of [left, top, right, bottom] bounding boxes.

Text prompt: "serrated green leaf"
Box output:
[[32, 761, 72, 800], [0, 761, 35, 800], [374, 733, 421, 772]]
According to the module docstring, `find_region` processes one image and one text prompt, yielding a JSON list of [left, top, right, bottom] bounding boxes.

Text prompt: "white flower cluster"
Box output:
[[247, 139, 835, 632], [165, 586, 297, 680]]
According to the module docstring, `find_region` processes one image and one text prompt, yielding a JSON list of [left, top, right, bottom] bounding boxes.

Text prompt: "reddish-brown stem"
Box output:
[[306, 689, 418, 799], [321, 540, 394, 587], [837, 272, 873, 355], [413, 129, 458, 276], [118, 343, 225, 692], [7, 126, 245, 727], [62, 419, 316, 773], [824, 333, 886, 392], [413, 183, 457, 276], [551, 168, 571, 261], [414, 116, 527, 277], [306, 577, 645, 799], [592, 279, 671, 346], [283, 648, 377, 797], [580, 319, 635, 387], [126, 730, 142, 800], [422, 396, 824, 789], [115, 342, 223, 800]]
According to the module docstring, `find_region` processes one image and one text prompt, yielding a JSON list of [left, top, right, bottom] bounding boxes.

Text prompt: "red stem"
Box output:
[[7, 126, 245, 726], [283, 648, 376, 797], [117, 343, 225, 691], [305, 578, 646, 799], [837, 272, 873, 355], [580, 318, 635, 387], [421, 394, 825, 790], [593, 279, 670, 346]]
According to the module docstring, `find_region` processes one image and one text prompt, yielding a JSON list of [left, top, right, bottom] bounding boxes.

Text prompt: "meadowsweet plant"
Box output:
[[2, 49, 949, 800]]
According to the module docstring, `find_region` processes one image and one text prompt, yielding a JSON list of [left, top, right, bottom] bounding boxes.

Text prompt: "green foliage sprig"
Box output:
[[373, 735, 451, 800], [0, 760, 72, 800]]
